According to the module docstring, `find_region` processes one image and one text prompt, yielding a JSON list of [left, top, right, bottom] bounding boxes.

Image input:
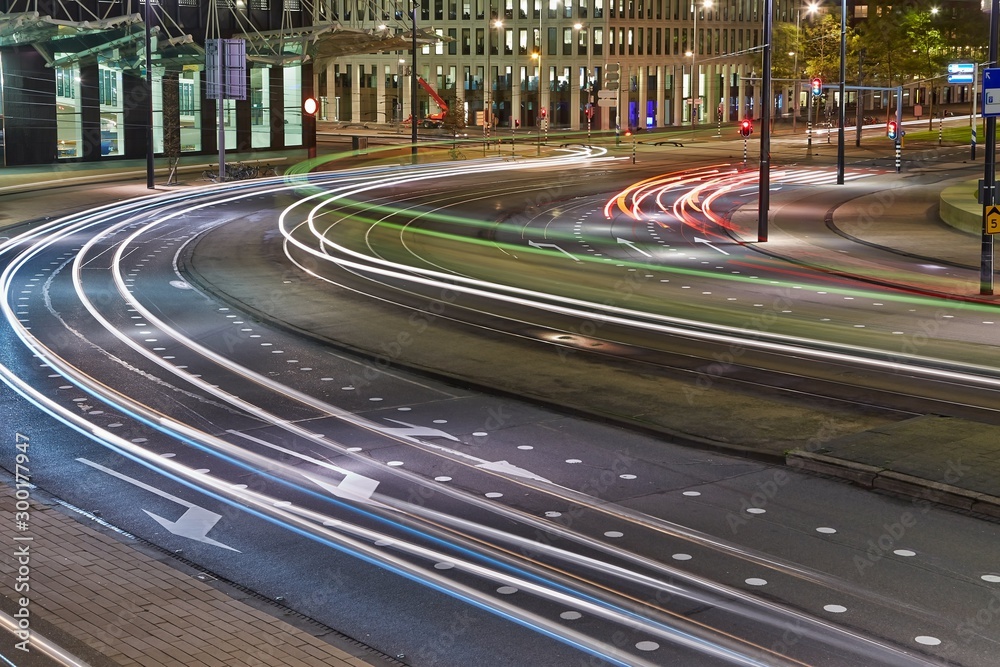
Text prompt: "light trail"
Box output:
[[0, 156, 979, 665]]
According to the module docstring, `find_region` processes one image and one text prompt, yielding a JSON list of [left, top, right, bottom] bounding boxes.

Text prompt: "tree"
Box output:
[[440, 96, 466, 137]]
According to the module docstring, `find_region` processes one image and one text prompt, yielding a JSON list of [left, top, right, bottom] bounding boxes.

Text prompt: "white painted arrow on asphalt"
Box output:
[[528, 240, 580, 261], [616, 237, 652, 257], [303, 472, 380, 503], [76, 458, 239, 551], [475, 460, 551, 483], [693, 237, 730, 255], [378, 418, 460, 441]]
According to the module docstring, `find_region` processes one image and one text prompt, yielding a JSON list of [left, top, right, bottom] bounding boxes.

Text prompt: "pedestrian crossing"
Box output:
[[771, 169, 877, 185]]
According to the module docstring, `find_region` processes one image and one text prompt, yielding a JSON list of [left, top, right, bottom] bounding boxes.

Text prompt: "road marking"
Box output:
[[693, 237, 730, 256], [76, 458, 239, 551], [528, 240, 580, 261], [616, 237, 653, 258], [379, 418, 460, 441]]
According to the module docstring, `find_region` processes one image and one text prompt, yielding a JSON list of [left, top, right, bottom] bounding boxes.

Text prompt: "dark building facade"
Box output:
[[0, 0, 315, 168]]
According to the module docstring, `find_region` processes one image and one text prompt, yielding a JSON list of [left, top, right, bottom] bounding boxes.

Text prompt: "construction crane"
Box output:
[[402, 76, 449, 128]]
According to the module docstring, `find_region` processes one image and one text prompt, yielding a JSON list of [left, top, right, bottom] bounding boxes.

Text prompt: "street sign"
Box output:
[[206, 38, 247, 101], [983, 68, 1000, 117], [597, 98, 616, 107], [988, 206, 1000, 234], [948, 62, 975, 84], [597, 89, 617, 99]]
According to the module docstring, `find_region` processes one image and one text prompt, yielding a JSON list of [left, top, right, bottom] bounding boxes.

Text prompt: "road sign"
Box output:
[[948, 62, 975, 84], [988, 206, 1000, 234], [597, 98, 616, 107], [983, 68, 1000, 117], [206, 38, 247, 101], [597, 89, 617, 99]]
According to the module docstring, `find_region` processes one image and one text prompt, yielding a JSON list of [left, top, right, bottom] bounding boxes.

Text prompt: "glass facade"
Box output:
[[56, 63, 82, 159]]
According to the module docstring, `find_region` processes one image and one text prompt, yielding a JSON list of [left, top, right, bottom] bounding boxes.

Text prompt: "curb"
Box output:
[[786, 451, 1000, 519]]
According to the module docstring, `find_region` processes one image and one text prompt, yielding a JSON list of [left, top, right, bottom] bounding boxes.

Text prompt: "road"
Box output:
[[2, 146, 999, 666]]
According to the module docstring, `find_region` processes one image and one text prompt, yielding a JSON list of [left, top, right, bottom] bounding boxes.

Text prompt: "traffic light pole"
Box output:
[[757, 0, 773, 242], [980, 0, 998, 296]]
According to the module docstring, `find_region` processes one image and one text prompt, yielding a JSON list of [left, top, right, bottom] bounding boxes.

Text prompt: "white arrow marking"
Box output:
[[528, 240, 580, 261], [77, 458, 239, 551], [615, 237, 653, 257], [475, 460, 551, 483], [303, 472, 380, 503], [693, 237, 730, 255], [379, 418, 460, 441]]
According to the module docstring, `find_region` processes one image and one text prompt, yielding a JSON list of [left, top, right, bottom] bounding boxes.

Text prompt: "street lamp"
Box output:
[[791, 1, 819, 134], [485, 17, 503, 150], [573, 22, 592, 142], [532, 50, 541, 154], [690, 0, 713, 127]]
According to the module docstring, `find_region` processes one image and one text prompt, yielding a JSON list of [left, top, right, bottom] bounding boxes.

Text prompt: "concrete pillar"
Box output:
[[656, 65, 667, 128], [637, 64, 647, 129], [737, 64, 747, 120], [376, 63, 388, 124], [704, 63, 717, 124], [722, 64, 732, 122], [351, 63, 362, 123], [673, 64, 684, 126]]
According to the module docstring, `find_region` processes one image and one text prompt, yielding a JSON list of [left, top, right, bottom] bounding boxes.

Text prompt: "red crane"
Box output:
[[402, 76, 449, 128]]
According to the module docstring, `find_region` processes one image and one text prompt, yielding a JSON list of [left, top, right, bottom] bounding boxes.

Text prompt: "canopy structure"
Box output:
[[0, 0, 443, 71]]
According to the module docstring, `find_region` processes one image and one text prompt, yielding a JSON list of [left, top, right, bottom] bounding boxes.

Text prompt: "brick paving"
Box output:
[[0, 482, 383, 667]]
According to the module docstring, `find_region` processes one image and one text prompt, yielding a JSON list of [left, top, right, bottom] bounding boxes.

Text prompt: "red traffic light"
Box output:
[[540, 108, 547, 119], [887, 120, 899, 141], [514, 119, 520, 128], [739, 118, 753, 137], [810, 77, 822, 97]]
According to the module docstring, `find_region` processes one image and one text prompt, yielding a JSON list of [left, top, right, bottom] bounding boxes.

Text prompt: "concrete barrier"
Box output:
[[939, 179, 981, 235]]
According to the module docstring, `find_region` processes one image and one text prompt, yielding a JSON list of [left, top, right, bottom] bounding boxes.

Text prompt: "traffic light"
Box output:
[[604, 62, 621, 91], [739, 118, 753, 137], [540, 108, 547, 119], [887, 120, 899, 141], [810, 78, 822, 97], [514, 119, 520, 129]]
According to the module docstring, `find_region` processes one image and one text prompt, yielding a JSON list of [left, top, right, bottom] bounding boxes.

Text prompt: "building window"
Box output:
[[178, 70, 201, 152], [55, 63, 81, 159], [251, 67, 271, 148], [283, 65, 302, 146]]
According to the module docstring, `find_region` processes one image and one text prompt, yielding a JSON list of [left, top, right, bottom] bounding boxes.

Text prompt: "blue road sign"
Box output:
[[949, 63, 974, 84], [984, 68, 1000, 118]]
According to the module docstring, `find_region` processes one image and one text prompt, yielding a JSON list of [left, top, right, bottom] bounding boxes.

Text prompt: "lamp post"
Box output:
[[411, 2, 418, 162], [690, 0, 713, 127], [836, 0, 846, 184], [485, 7, 503, 148], [574, 22, 592, 142], [532, 51, 541, 154], [791, 2, 819, 134]]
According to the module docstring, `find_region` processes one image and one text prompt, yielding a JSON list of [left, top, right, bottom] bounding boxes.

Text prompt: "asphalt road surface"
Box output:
[[2, 152, 999, 666]]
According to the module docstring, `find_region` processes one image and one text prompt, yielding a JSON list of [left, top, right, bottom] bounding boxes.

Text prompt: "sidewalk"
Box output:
[[0, 480, 388, 667], [2, 151, 1000, 664]]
